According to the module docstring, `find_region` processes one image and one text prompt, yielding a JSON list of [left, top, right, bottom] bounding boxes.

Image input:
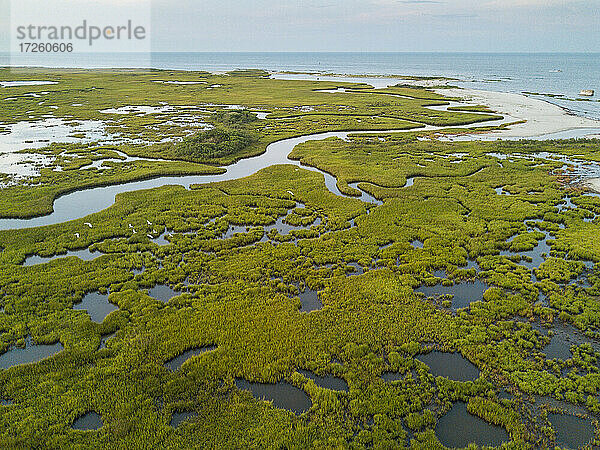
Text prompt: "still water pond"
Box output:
[[416, 351, 479, 381], [235, 379, 311, 414], [74, 292, 117, 323], [298, 289, 323, 312], [148, 285, 180, 303], [165, 346, 216, 371], [298, 369, 348, 391], [23, 248, 99, 266], [416, 280, 489, 310], [170, 411, 196, 428], [0, 337, 63, 369], [436, 402, 509, 448], [72, 412, 102, 431], [548, 412, 594, 449]]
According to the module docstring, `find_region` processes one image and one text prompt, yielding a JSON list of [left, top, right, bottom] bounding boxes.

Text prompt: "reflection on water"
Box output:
[[235, 379, 311, 414], [381, 371, 404, 382], [297, 288, 323, 312], [74, 292, 117, 323], [298, 369, 348, 391], [347, 182, 382, 205], [165, 346, 216, 371], [501, 238, 551, 269], [148, 285, 180, 303], [0, 121, 519, 231], [436, 403, 509, 448], [23, 248, 100, 266], [0, 80, 57, 87], [347, 262, 365, 276], [0, 337, 63, 369], [416, 280, 489, 310], [411, 240, 424, 249], [548, 412, 594, 449], [0, 118, 108, 153], [72, 411, 103, 431], [170, 411, 196, 427], [416, 351, 479, 381], [404, 177, 415, 188], [543, 334, 572, 360], [98, 331, 116, 350]]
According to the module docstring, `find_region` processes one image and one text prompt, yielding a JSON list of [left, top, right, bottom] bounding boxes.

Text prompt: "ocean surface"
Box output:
[[1, 52, 599, 120]]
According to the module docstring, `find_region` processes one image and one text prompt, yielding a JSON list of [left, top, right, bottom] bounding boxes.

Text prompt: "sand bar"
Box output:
[[438, 87, 600, 138]]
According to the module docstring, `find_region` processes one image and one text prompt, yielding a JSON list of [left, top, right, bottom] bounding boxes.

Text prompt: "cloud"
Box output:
[[427, 13, 478, 18], [483, 0, 573, 7]]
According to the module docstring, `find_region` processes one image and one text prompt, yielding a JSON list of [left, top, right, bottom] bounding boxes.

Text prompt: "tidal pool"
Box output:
[[381, 371, 404, 382], [436, 403, 509, 448], [0, 123, 529, 231], [170, 411, 196, 427], [544, 334, 572, 360], [298, 369, 348, 391], [347, 262, 365, 276], [416, 351, 479, 381], [501, 230, 552, 269], [0, 80, 57, 87], [548, 413, 594, 449], [152, 231, 172, 246], [464, 259, 479, 270], [264, 215, 321, 238], [23, 248, 100, 266], [99, 105, 180, 115], [72, 412, 102, 431], [165, 346, 216, 371], [235, 379, 311, 414], [224, 225, 247, 239], [0, 118, 108, 153], [541, 321, 600, 361], [148, 285, 180, 303], [415, 280, 489, 310], [74, 292, 117, 323], [297, 288, 322, 312], [411, 240, 424, 249], [98, 332, 116, 350], [265, 216, 297, 235], [0, 152, 52, 178], [0, 337, 63, 369]]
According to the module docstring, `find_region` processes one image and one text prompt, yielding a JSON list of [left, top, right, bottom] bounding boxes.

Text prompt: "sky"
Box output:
[[1, 0, 599, 53]]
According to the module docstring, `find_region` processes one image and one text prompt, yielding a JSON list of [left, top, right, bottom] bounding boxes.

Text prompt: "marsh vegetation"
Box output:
[[0, 68, 599, 448]]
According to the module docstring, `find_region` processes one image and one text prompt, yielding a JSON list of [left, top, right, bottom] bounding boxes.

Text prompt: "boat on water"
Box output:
[[579, 89, 595, 97]]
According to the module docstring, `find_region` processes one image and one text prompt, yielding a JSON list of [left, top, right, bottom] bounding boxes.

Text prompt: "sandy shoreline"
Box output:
[[584, 178, 600, 194], [274, 72, 600, 139], [436, 87, 600, 138]]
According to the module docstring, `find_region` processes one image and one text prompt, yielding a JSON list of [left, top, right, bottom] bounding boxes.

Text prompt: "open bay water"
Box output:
[[2, 52, 599, 119]]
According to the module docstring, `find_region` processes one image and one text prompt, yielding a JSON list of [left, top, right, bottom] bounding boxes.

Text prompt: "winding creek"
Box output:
[[0, 99, 515, 231], [2, 84, 600, 443]]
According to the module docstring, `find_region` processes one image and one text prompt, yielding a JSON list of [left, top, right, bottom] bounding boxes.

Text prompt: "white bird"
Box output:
[[74, 233, 80, 238], [287, 190, 294, 196], [147, 234, 153, 239], [84, 222, 92, 228], [146, 220, 152, 225], [128, 223, 133, 228], [132, 229, 136, 234]]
